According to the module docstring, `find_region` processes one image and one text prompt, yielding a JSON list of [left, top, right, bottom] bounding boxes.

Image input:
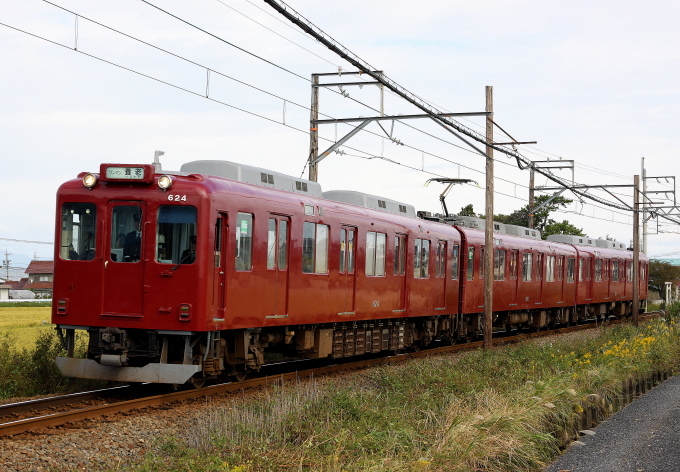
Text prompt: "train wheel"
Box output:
[[232, 365, 248, 382], [189, 374, 207, 389]]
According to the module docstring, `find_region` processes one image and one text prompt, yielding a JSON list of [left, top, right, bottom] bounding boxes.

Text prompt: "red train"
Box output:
[[52, 160, 648, 385]]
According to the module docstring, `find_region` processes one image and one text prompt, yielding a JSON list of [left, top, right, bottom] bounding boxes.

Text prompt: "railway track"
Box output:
[[0, 312, 660, 437]]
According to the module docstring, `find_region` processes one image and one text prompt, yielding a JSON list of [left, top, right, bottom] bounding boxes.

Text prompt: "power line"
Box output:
[[0, 237, 53, 245]]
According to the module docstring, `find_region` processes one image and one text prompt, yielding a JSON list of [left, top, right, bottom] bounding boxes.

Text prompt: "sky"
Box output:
[[1, 0, 679, 278]]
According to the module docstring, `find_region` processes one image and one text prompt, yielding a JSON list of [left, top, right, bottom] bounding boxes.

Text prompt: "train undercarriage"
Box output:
[[56, 300, 641, 386]]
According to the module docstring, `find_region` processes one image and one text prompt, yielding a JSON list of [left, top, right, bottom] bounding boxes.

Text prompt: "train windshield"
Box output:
[[156, 205, 197, 264], [60, 203, 97, 261]]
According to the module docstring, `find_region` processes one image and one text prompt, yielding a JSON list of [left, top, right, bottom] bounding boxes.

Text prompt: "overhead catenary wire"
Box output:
[[7, 2, 536, 195]]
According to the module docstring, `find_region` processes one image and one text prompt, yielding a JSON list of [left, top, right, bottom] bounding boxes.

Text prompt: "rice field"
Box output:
[[0, 306, 53, 349]]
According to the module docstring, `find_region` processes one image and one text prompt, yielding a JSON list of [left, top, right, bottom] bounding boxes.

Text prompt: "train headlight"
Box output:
[[158, 175, 173, 191], [82, 173, 99, 188]]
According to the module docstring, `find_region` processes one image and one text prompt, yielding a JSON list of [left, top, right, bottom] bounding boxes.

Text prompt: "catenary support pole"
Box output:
[[633, 174, 640, 327], [484, 86, 494, 349], [308, 74, 319, 182], [528, 168, 535, 229]]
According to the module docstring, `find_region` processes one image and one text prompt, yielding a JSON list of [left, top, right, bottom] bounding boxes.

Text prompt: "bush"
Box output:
[[0, 329, 109, 399]]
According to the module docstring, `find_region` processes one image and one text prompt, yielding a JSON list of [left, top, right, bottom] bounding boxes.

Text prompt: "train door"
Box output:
[[435, 240, 447, 310], [266, 215, 290, 318], [339, 226, 357, 315], [394, 233, 407, 312], [536, 253, 544, 304], [103, 201, 146, 316], [213, 213, 228, 320]]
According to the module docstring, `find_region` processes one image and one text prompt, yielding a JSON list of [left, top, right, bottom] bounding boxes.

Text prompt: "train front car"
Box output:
[[52, 164, 214, 386]]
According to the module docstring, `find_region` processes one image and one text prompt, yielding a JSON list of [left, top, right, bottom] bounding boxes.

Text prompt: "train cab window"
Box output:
[[365, 232, 386, 276], [112, 206, 144, 263], [494, 249, 506, 281], [451, 244, 459, 280], [394, 234, 406, 276], [235, 213, 253, 271], [467, 247, 475, 280], [567, 258, 575, 283], [60, 203, 97, 261], [546, 255, 555, 282], [302, 222, 329, 274], [522, 253, 533, 282], [415, 239, 430, 278], [595, 259, 602, 282], [156, 205, 197, 265], [612, 260, 620, 282]]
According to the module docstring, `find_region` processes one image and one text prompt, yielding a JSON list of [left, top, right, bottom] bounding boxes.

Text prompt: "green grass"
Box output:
[[131, 314, 680, 472]]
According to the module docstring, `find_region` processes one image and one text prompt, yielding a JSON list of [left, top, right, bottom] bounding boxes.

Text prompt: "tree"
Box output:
[[648, 260, 680, 295], [459, 193, 584, 240], [543, 220, 585, 239], [459, 204, 476, 216]]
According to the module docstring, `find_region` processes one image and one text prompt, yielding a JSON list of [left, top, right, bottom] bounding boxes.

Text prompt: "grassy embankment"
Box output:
[[0, 305, 106, 398], [132, 310, 680, 472]]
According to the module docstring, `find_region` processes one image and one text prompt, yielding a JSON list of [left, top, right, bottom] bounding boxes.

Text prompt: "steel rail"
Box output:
[[0, 313, 660, 437], [0, 385, 132, 417]]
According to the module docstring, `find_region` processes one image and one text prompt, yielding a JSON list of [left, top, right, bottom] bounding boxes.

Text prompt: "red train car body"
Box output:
[[52, 161, 648, 385]]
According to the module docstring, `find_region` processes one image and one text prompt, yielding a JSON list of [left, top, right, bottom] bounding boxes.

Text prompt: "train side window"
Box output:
[[494, 249, 506, 281], [578, 258, 584, 282], [347, 229, 355, 274], [567, 258, 575, 283], [479, 247, 485, 279], [414, 240, 421, 278], [509, 250, 518, 279], [467, 247, 474, 280], [394, 234, 406, 276], [157, 205, 197, 265], [535, 253, 543, 281], [556, 256, 564, 281], [612, 260, 620, 282], [278, 220, 288, 270], [435, 241, 446, 278], [60, 203, 97, 261], [414, 239, 430, 278], [595, 259, 602, 281], [627, 261, 632, 281], [340, 229, 347, 274], [585, 257, 592, 281], [302, 222, 329, 274], [604, 260, 609, 280], [214, 218, 222, 268], [546, 255, 555, 282], [267, 219, 276, 269], [235, 213, 253, 271], [522, 253, 533, 282], [451, 244, 459, 280], [365, 232, 386, 276]]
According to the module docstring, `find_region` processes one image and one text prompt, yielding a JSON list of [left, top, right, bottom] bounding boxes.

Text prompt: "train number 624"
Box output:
[[168, 194, 187, 202]]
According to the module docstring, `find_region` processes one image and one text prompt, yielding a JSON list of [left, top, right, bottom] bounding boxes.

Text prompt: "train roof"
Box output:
[[546, 234, 629, 251]]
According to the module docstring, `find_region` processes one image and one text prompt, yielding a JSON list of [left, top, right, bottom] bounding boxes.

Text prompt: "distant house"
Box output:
[[24, 260, 54, 298], [0, 284, 10, 300], [4, 279, 28, 290]]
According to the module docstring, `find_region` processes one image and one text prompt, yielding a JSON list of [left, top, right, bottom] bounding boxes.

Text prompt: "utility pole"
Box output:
[[483, 86, 494, 349], [308, 73, 319, 182], [2, 250, 10, 282], [633, 175, 640, 327]]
